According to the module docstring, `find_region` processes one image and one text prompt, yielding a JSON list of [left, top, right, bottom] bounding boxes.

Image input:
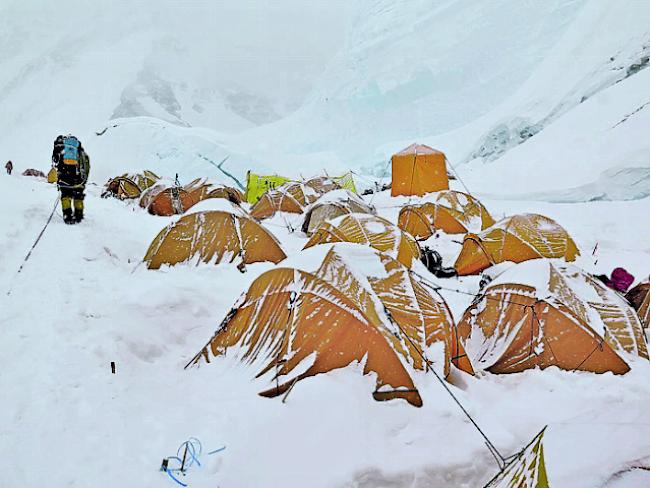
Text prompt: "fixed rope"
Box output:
[[382, 306, 507, 469], [6, 196, 60, 296]]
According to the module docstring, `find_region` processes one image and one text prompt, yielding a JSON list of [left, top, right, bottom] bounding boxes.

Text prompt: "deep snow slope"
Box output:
[[228, 0, 650, 174], [1, 174, 649, 487], [461, 64, 650, 199]]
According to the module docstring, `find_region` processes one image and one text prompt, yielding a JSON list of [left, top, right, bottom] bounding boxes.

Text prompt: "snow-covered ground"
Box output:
[[2, 0, 650, 486], [1, 173, 648, 487]]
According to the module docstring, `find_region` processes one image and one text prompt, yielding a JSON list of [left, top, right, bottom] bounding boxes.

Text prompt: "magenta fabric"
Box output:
[[607, 267, 635, 293]]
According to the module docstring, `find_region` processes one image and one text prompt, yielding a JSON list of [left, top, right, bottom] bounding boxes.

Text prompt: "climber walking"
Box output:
[[5, 160, 13, 175], [52, 135, 90, 224]]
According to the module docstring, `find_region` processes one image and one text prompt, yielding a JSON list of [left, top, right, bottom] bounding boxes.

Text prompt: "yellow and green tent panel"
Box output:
[[485, 428, 549, 488], [245, 172, 292, 204]]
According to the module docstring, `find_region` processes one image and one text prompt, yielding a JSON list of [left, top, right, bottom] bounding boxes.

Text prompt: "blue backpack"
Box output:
[[63, 136, 80, 165]]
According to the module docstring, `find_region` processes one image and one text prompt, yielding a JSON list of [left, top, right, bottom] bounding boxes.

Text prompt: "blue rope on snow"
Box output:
[[163, 437, 226, 487]]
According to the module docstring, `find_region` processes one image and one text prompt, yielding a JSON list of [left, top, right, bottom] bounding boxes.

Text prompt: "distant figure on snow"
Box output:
[[5, 160, 13, 175], [52, 135, 90, 224]]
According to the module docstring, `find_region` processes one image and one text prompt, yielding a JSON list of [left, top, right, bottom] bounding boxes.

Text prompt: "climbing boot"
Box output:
[[63, 208, 75, 225], [74, 199, 84, 223]]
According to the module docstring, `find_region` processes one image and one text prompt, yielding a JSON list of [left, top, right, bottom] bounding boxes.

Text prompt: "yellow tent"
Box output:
[[304, 213, 421, 268], [187, 244, 472, 406], [301, 190, 375, 234], [398, 190, 495, 239], [485, 428, 549, 488], [454, 213, 579, 275], [245, 172, 292, 204], [250, 182, 320, 220], [144, 210, 286, 269], [458, 260, 648, 375]]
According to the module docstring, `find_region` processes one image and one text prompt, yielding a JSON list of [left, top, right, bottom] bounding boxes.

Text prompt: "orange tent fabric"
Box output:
[[304, 213, 421, 268], [250, 182, 319, 220], [458, 261, 648, 375], [144, 210, 286, 269], [188, 267, 424, 406], [184, 178, 244, 205], [146, 187, 196, 216], [627, 282, 650, 328], [301, 190, 375, 234], [311, 244, 473, 377], [454, 213, 580, 276], [104, 170, 159, 200], [391, 144, 449, 197], [398, 190, 495, 239], [304, 176, 341, 194]]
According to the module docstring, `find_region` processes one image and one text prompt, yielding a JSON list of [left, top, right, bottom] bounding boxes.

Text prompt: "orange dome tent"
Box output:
[[398, 190, 495, 240], [187, 244, 472, 407], [391, 144, 449, 197], [103, 170, 159, 200], [183, 178, 244, 205], [304, 213, 421, 268], [309, 244, 474, 377], [249, 182, 319, 220], [458, 260, 648, 375], [454, 213, 579, 276], [301, 190, 375, 234], [139, 183, 198, 216], [188, 267, 424, 406], [304, 176, 341, 194], [144, 209, 286, 269], [627, 281, 650, 328]]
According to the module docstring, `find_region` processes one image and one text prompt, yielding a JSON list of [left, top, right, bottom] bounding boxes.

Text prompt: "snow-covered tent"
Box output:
[[249, 181, 320, 220], [304, 213, 421, 268], [398, 190, 495, 239], [183, 178, 244, 205], [103, 170, 159, 200], [454, 213, 579, 275], [626, 281, 650, 329], [139, 183, 196, 216], [301, 189, 375, 234], [391, 143, 449, 197], [303, 175, 341, 194], [458, 260, 648, 375], [188, 243, 472, 407], [22, 168, 46, 178], [144, 206, 286, 269], [485, 428, 549, 488]]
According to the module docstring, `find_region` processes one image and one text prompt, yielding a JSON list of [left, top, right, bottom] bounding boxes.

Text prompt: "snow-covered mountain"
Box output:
[[2, 0, 648, 195], [0, 0, 350, 178]]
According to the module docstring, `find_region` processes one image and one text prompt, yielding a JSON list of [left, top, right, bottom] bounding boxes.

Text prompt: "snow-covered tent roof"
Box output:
[[398, 190, 494, 239], [304, 213, 421, 268], [249, 181, 320, 220], [188, 243, 473, 407], [454, 213, 580, 275], [459, 260, 648, 375], [301, 189, 375, 234], [144, 210, 286, 269]]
